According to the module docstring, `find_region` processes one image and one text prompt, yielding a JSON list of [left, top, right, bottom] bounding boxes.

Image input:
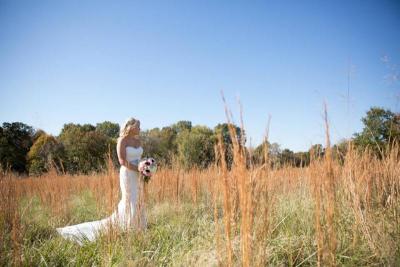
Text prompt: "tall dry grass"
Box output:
[[1, 122, 399, 266], [209, 101, 400, 266]]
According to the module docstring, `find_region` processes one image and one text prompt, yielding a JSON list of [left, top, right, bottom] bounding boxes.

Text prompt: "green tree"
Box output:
[[159, 126, 178, 161], [60, 123, 95, 136], [252, 140, 270, 165], [214, 123, 244, 168], [32, 129, 46, 142], [27, 133, 65, 175], [96, 121, 120, 139], [0, 122, 34, 173], [309, 144, 325, 160], [59, 123, 111, 174], [279, 148, 296, 166], [354, 107, 400, 156], [171, 120, 192, 134], [176, 126, 215, 169], [141, 127, 178, 165], [293, 151, 310, 167], [141, 128, 161, 162], [252, 141, 283, 167]]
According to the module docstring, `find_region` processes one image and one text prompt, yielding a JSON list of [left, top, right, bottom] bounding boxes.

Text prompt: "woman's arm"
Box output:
[[117, 137, 139, 171]]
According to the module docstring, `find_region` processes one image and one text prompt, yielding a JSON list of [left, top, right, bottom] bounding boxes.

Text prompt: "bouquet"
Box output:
[[138, 158, 157, 183]]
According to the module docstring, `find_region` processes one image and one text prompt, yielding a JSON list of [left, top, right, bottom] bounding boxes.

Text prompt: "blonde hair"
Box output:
[[120, 117, 140, 137]]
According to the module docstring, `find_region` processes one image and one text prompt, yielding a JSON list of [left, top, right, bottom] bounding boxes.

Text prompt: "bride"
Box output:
[[56, 118, 147, 245]]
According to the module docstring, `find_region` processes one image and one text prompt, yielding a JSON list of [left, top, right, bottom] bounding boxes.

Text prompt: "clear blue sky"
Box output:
[[0, 0, 399, 152]]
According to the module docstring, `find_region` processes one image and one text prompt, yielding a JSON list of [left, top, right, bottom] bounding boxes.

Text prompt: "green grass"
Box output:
[[11, 194, 217, 267], [1, 185, 399, 266]]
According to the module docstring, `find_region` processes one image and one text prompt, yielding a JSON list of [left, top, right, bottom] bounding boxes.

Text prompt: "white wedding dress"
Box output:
[[56, 146, 147, 245]]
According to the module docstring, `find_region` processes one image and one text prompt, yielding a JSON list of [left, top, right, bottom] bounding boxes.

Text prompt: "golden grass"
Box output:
[[1, 130, 399, 266]]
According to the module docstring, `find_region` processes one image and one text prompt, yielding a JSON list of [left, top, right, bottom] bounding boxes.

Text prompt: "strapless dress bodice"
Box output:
[[126, 146, 143, 163]]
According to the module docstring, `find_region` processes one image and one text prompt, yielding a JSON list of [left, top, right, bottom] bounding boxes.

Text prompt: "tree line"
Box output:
[[0, 107, 398, 176]]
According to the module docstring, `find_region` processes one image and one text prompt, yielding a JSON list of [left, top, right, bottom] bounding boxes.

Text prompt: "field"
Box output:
[[1, 141, 400, 266]]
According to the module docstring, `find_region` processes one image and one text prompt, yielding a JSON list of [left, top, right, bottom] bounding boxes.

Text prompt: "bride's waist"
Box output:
[[120, 165, 139, 173]]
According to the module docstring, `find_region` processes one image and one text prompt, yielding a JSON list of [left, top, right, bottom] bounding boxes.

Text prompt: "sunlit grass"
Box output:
[[1, 144, 399, 266]]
